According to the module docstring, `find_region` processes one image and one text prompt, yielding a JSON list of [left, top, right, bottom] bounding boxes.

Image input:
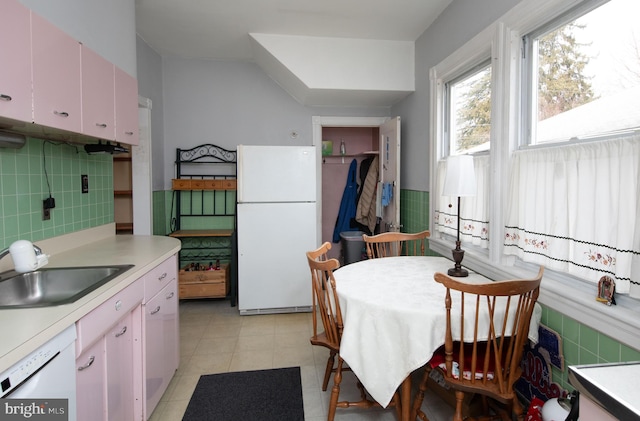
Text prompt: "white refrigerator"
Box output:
[[237, 145, 318, 314]]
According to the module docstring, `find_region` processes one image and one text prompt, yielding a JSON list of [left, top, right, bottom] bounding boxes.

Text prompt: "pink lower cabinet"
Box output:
[[76, 337, 107, 420], [106, 311, 140, 421], [142, 255, 179, 419], [74, 255, 178, 421], [76, 280, 144, 421]]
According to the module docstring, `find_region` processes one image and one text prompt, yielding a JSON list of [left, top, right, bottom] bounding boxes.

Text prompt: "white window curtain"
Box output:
[[504, 135, 640, 294], [435, 154, 490, 248]]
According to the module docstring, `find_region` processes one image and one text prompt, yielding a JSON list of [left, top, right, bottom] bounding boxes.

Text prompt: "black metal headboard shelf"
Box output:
[[169, 143, 238, 305], [175, 143, 237, 173]]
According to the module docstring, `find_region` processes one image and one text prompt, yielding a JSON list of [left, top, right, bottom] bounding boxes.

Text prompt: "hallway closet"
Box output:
[[315, 116, 401, 264]]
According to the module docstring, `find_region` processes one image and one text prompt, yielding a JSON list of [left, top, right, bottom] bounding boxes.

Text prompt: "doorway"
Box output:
[[312, 116, 401, 262]]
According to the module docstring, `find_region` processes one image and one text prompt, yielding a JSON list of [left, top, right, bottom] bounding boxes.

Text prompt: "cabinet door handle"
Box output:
[[158, 272, 167, 281], [77, 356, 95, 371], [115, 325, 127, 337], [0, 94, 12, 101], [150, 306, 161, 315], [166, 292, 175, 300], [95, 123, 107, 128], [125, 131, 134, 136], [53, 110, 69, 117]]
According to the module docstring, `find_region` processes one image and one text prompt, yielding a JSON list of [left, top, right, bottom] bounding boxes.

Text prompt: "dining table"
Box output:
[[333, 255, 538, 421]]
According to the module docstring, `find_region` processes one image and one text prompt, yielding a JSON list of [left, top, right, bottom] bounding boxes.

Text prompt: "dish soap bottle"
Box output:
[[340, 139, 346, 155]]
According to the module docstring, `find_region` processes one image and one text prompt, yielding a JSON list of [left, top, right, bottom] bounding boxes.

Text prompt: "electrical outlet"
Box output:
[[43, 201, 51, 220], [81, 174, 89, 193]]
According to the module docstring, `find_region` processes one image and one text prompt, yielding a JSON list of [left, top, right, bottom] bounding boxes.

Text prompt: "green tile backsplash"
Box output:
[[401, 189, 439, 256], [153, 190, 170, 235], [0, 137, 113, 249], [541, 300, 640, 392]]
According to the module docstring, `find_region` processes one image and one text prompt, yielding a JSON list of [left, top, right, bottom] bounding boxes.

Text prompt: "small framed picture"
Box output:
[[596, 275, 616, 306]]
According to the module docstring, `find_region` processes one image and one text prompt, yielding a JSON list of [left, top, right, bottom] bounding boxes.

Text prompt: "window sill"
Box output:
[[430, 239, 640, 350]]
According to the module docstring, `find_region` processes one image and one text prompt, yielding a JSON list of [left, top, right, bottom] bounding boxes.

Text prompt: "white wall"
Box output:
[[391, 0, 520, 191], [159, 57, 390, 189], [136, 37, 166, 191], [20, 0, 137, 77]]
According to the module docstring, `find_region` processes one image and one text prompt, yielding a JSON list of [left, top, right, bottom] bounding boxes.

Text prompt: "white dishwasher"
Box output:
[[1, 325, 77, 421]]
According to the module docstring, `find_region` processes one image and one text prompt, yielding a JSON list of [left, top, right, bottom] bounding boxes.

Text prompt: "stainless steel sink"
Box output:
[[0, 265, 134, 309]]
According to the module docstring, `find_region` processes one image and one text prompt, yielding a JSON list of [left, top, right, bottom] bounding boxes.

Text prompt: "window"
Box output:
[[508, 0, 640, 296], [429, 0, 640, 342], [435, 61, 492, 251], [523, 0, 640, 145], [445, 61, 492, 154]]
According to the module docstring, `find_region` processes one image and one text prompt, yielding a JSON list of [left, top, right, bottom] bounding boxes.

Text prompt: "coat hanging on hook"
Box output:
[[332, 159, 358, 243]]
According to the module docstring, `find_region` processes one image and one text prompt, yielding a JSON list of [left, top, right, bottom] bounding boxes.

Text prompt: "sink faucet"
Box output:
[[0, 244, 43, 259], [0, 247, 10, 262], [0, 241, 48, 273]]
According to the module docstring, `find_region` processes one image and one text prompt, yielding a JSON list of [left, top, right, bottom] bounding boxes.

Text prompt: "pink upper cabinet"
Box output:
[[81, 46, 116, 140], [31, 11, 82, 133], [115, 67, 139, 145], [0, 0, 32, 123]]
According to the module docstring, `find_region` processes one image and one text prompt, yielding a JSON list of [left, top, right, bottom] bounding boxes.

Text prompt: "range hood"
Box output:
[[0, 131, 27, 149], [84, 141, 129, 155]]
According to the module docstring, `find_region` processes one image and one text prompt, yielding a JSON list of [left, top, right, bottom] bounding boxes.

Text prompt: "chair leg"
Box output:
[[411, 366, 431, 421], [453, 390, 466, 421], [327, 358, 344, 421], [322, 351, 336, 391], [512, 396, 524, 421], [392, 391, 403, 421]]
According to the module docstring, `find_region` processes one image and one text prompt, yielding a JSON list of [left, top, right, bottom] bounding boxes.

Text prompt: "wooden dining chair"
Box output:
[[307, 241, 335, 392], [411, 267, 543, 421], [362, 230, 430, 259], [306, 242, 401, 421]]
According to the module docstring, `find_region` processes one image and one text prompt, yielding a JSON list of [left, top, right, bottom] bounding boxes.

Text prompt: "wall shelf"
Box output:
[[169, 144, 237, 304], [322, 150, 379, 164], [113, 153, 132, 234]]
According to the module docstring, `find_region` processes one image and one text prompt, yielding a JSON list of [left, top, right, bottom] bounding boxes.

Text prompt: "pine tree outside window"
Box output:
[[445, 62, 492, 155], [523, 0, 640, 145]]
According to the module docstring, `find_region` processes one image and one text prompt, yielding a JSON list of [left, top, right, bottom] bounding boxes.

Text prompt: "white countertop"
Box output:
[[0, 229, 181, 372], [569, 362, 640, 420]]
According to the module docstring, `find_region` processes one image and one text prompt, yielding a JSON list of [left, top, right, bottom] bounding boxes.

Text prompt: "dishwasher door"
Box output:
[[1, 325, 77, 421]]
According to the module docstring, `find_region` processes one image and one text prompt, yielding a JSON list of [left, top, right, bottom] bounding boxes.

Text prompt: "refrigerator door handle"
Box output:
[[237, 145, 244, 202]]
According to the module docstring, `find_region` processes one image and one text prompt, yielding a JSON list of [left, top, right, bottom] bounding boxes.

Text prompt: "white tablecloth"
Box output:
[[334, 256, 497, 407]]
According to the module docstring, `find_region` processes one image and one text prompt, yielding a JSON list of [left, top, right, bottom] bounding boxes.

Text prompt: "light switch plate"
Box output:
[[81, 174, 88, 193]]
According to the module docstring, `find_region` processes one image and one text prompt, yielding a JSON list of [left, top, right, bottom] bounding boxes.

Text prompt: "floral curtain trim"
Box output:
[[504, 226, 638, 287], [435, 210, 489, 244], [504, 135, 640, 294], [435, 154, 490, 249]]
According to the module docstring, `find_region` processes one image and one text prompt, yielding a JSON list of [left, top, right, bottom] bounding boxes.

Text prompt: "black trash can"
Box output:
[[340, 230, 367, 265]]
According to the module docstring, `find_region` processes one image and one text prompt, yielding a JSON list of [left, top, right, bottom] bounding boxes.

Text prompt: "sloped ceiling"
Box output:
[[249, 33, 415, 107], [135, 0, 454, 107]]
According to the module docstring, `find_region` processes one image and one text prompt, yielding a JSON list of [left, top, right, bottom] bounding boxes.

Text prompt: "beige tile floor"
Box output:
[[149, 299, 454, 421]]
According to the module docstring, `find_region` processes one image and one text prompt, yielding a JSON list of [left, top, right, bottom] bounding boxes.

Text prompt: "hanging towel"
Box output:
[[332, 159, 359, 243], [355, 156, 379, 233], [381, 182, 393, 207]]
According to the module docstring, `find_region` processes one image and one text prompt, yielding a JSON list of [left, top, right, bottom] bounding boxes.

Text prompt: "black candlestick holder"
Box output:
[[448, 197, 469, 277], [448, 240, 468, 277]]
